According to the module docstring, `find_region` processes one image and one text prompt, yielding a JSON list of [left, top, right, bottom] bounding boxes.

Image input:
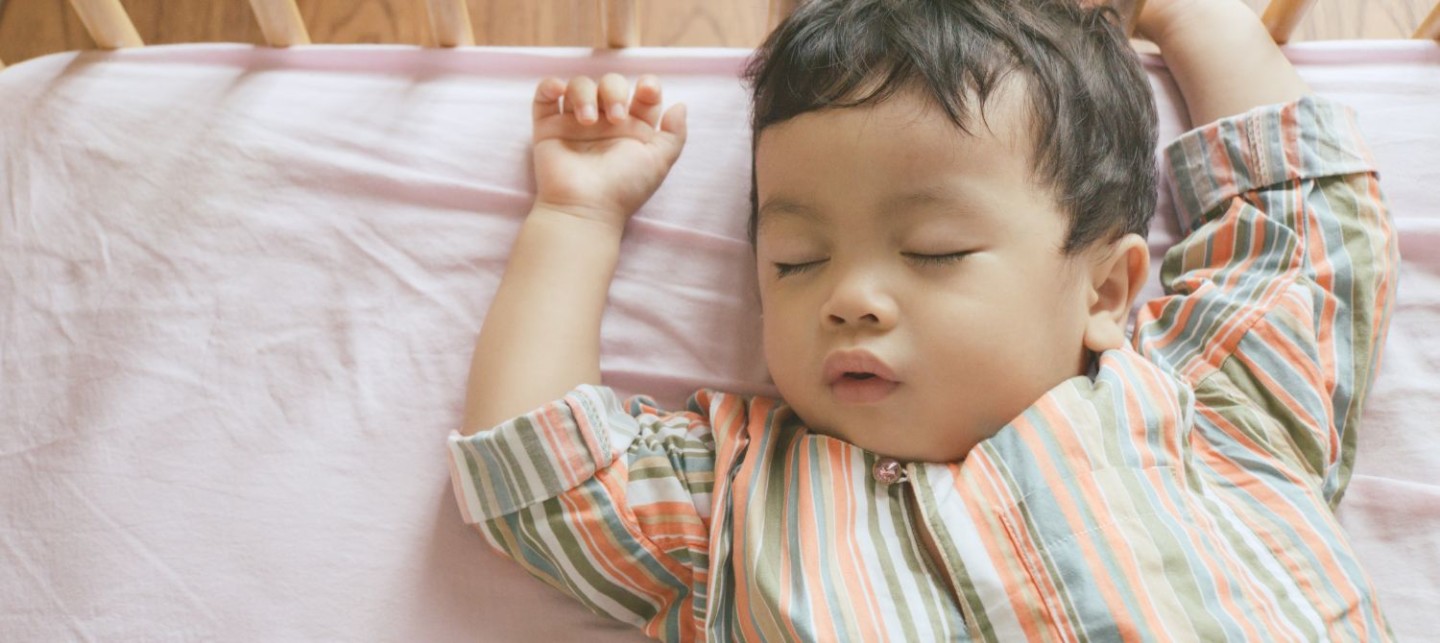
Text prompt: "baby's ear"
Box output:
[[1082, 234, 1150, 352]]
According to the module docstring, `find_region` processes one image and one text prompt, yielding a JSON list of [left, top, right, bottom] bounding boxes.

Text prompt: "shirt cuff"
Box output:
[[1162, 95, 1377, 236], [447, 385, 636, 523]]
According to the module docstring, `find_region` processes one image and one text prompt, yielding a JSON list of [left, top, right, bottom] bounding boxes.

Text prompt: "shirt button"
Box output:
[[873, 457, 907, 485]]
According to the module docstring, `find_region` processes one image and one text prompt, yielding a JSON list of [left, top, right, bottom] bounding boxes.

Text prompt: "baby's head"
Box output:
[[743, 0, 1158, 461]]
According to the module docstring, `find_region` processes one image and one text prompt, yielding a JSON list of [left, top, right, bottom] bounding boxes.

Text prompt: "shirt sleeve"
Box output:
[[446, 385, 717, 641], [1133, 96, 1398, 506]]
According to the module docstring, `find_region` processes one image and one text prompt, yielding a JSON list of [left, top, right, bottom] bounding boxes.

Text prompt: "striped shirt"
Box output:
[[448, 96, 1397, 641]]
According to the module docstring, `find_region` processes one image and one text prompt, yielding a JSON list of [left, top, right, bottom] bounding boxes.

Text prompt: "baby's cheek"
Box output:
[[760, 320, 796, 381], [762, 321, 818, 403]]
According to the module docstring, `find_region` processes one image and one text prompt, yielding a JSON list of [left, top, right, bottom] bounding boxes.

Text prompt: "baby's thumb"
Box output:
[[659, 103, 688, 153]]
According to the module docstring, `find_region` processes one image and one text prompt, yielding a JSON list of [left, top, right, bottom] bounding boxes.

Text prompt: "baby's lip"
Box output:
[[823, 349, 899, 384]]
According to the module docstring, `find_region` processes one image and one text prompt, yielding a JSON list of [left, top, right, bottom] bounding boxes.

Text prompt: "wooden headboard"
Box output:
[[1, 0, 1437, 72]]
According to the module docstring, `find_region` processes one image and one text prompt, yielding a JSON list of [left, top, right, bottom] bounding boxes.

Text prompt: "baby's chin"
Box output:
[[790, 405, 984, 464]]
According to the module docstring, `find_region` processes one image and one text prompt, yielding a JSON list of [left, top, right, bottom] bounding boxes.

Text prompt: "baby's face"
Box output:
[[753, 88, 1097, 462]]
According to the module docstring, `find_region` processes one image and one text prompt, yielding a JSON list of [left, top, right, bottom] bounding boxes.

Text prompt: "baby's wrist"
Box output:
[[530, 201, 631, 238], [1138, 0, 1248, 46]]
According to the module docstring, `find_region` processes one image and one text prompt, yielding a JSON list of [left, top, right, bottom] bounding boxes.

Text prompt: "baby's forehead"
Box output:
[[756, 93, 1041, 194], [757, 81, 1040, 165]]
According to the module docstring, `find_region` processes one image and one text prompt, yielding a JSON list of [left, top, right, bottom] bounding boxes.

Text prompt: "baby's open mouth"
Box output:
[[823, 350, 899, 405], [830, 371, 898, 404]]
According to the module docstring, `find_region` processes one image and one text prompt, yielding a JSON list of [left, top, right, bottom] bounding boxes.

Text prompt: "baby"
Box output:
[[449, 0, 1397, 639]]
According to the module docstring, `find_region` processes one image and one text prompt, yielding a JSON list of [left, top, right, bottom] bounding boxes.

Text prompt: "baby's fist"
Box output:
[[529, 74, 688, 230]]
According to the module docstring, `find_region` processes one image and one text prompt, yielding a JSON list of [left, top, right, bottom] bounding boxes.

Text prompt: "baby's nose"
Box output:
[[821, 275, 897, 330], [827, 310, 883, 326]]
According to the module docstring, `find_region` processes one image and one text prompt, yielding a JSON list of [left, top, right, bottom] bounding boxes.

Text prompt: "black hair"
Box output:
[[743, 0, 1158, 255]]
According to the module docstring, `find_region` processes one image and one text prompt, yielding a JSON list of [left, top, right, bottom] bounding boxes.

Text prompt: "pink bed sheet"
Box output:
[[0, 42, 1435, 641]]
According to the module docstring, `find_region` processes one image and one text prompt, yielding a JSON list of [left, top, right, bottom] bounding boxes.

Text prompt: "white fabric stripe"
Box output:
[[626, 476, 692, 508], [501, 415, 561, 515], [869, 467, 940, 640], [1198, 471, 1321, 638], [1047, 391, 1189, 643], [923, 464, 1028, 641], [847, 451, 902, 640], [525, 499, 653, 629]]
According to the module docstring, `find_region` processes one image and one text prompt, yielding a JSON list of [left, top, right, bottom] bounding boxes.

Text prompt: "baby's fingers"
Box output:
[[629, 75, 664, 128], [597, 73, 630, 124], [565, 75, 600, 125], [532, 77, 567, 121]]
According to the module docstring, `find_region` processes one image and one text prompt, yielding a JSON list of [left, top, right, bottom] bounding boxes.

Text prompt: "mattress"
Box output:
[[1, 41, 1436, 640]]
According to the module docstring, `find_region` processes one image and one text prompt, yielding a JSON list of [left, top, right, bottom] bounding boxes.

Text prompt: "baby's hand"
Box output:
[[1128, 0, 1212, 43], [1083, 0, 1206, 41], [530, 74, 688, 230]]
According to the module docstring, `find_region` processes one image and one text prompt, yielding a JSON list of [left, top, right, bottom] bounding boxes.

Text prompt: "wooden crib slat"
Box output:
[[602, 0, 640, 48], [1417, 0, 1440, 39], [1261, 0, 1318, 44], [426, 0, 476, 47], [247, 0, 311, 47], [68, 0, 144, 49], [763, 0, 1150, 38], [769, 0, 800, 32]]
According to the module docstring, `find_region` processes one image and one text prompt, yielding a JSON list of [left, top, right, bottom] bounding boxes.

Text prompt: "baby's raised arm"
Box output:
[[446, 75, 728, 640], [461, 75, 687, 434], [1134, 0, 1310, 124], [1131, 0, 1398, 506]]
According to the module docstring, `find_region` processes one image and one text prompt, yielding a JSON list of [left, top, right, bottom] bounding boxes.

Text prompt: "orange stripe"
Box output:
[[1280, 102, 1300, 180], [1033, 400, 1171, 639], [1141, 199, 1243, 354], [806, 445, 843, 641], [1131, 360, 1267, 641], [558, 465, 694, 638], [1193, 405, 1360, 631], [1185, 435, 1288, 637], [1302, 200, 1342, 432], [1232, 318, 1327, 431], [1198, 208, 1268, 357], [1109, 358, 1199, 640], [834, 441, 889, 641], [772, 444, 797, 641], [1192, 221, 1303, 381], [727, 404, 758, 641], [1011, 406, 1127, 635], [1221, 360, 1369, 616], [633, 501, 708, 546], [963, 451, 1064, 642], [1205, 124, 1238, 200], [737, 422, 794, 638], [546, 399, 605, 488]]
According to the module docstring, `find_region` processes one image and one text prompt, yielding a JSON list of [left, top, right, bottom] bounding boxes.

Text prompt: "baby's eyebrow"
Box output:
[[761, 188, 959, 215], [880, 187, 966, 214], [757, 187, 973, 230], [756, 197, 823, 229]]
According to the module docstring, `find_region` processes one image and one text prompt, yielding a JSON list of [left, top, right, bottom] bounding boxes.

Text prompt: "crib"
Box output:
[[1, 0, 1437, 640]]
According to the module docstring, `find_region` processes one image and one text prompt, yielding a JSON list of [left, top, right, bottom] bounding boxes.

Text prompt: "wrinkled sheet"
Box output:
[[1, 42, 1436, 641]]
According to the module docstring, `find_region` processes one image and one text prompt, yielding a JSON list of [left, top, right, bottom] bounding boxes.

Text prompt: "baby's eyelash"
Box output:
[[903, 251, 971, 266], [774, 260, 825, 278]]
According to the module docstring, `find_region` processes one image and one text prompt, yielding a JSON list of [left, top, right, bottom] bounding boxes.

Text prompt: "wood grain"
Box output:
[[426, 0, 474, 46], [0, 0, 1434, 66], [248, 0, 311, 47]]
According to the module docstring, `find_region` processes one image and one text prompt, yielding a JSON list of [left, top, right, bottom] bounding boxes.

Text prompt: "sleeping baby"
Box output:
[[447, 0, 1398, 639]]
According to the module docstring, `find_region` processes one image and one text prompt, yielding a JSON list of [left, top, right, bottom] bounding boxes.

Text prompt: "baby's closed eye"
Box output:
[[901, 251, 973, 266], [774, 258, 827, 278]]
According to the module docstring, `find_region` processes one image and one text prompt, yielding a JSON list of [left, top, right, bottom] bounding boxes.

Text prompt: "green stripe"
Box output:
[[863, 460, 926, 642]]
